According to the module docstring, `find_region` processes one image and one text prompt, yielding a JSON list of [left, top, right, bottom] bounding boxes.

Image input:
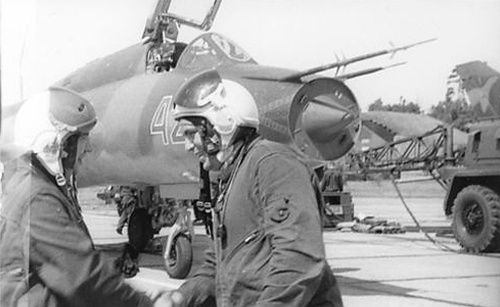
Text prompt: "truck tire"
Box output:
[[128, 208, 154, 252], [164, 234, 193, 279], [452, 185, 500, 253]]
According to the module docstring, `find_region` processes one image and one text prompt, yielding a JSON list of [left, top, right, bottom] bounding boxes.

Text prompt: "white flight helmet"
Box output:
[[173, 69, 259, 150], [14, 86, 97, 185]]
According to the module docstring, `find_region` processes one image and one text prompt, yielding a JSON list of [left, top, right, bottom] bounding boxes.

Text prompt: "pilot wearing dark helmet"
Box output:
[[172, 69, 343, 307], [0, 87, 178, 307]]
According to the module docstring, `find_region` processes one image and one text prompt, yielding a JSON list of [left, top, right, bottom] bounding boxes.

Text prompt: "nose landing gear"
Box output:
[[163, 202, 194, 279]]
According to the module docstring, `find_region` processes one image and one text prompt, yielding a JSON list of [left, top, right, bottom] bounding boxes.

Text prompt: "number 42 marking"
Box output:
[[149, 96, 184, 145]]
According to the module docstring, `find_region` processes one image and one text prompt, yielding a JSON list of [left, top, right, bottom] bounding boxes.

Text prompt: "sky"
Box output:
[[1, 0, 500, 112]]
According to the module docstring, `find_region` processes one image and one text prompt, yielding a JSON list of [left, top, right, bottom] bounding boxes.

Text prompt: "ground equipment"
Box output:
[[348, 122, 500, 253]]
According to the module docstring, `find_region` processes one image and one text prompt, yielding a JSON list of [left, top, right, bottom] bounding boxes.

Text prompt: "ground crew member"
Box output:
[[116, 186, 138, 235], [321, 162, 344, 192], [0, 87, 178, 307], [172, 70, 344, 307]]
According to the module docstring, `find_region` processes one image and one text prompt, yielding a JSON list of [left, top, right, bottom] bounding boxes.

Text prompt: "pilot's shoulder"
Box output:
[[249, 138, 303, 162]]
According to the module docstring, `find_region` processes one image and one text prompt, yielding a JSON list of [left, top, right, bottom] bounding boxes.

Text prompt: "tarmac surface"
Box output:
[[85, 195, 500, 307]]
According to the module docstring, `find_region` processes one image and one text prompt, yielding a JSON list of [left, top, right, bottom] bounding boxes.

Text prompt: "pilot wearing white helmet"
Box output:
[[173, 69, 260, 172], [172, 69, 344, 307], [0, 87, 177, 307]]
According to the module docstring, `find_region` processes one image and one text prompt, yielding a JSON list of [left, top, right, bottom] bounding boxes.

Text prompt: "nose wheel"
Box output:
[[162, 202, 194, 279], [163, 234, 193, 279]]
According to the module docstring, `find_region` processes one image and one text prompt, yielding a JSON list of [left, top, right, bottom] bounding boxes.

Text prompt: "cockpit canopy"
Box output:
[[177, 33, 257, 70]]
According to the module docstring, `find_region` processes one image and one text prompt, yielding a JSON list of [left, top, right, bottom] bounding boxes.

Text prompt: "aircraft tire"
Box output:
[[128, 208, 154, 252], [164, 234, 193, 279], [452, 185, 500, 253]]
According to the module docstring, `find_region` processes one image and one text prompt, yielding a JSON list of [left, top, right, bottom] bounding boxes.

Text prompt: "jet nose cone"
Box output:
[[291, 78, 360, 161], [303, 96, 358, 142], [303, 98, 360, 159]]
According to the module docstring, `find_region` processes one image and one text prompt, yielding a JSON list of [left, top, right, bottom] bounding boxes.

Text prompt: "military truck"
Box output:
[[439, 118, 500, 252], [440, 61, 500, 252]]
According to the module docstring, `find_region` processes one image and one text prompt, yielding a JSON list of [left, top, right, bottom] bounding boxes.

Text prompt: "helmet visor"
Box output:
[[177, 82, 225, 109]]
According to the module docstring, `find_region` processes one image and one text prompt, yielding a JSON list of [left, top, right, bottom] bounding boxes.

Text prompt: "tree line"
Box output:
[[367, 97, 475, 131]]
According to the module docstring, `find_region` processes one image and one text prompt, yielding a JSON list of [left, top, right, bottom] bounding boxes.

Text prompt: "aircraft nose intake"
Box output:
[[290, 78, 360, 161], [303, 96, 357, 142]]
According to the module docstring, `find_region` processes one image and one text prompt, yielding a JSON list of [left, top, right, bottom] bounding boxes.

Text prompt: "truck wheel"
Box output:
[[164, 234, 193, 279], [128, 208, 154, 252], [452, 185, 500, 253]]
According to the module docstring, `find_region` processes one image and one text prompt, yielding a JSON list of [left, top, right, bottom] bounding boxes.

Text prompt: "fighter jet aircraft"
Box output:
[[0, 0, 434, 278]]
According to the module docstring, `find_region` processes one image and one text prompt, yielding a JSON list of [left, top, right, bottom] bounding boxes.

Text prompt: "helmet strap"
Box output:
[[61, 133, 81, 181], [200, 120, 222, 155]]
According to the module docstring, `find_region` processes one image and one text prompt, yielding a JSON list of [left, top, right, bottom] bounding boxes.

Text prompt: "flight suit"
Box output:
[[0, 153, 153, 307], [179, 138, 343, 307]]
